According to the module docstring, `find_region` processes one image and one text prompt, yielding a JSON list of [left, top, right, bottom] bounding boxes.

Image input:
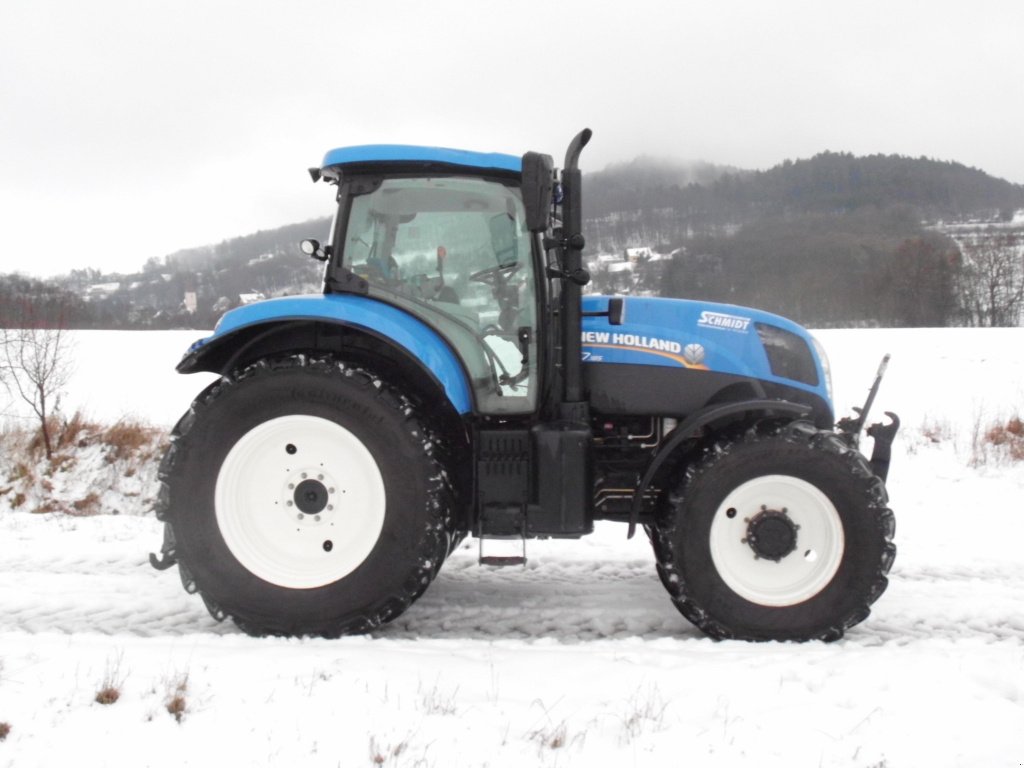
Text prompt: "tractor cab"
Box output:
[[313, 155, 544, 415], [307, 147, 550, 416]]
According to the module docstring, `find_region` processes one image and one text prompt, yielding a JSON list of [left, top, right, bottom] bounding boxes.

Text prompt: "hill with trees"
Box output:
[[586, 153, 1023, 327], [2, 152, 1022, 329]]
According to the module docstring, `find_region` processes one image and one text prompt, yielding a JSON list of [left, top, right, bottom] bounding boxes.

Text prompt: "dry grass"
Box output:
[[984, 416, 1024, 461], [54, 411, 91, 452], [417, 680, 459, 716], [101, 419, 164, 463], [368, 736, 408, 766], [620, 685, 668, 743], [920, 419, 953, 444], [528, 720, 570, 750], [971, 413, 1024, 467], [16, 412, 165, 465], [95, 654, 125, 705], [0, 722, 10, 741], [95, 687, 120, 706], [165, 673, 189, 723], [71, 492, 102, 517], [1, 411, 166, 516]]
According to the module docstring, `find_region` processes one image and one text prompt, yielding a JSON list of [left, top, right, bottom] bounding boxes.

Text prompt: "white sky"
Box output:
[[2, 0, 1022, 278]]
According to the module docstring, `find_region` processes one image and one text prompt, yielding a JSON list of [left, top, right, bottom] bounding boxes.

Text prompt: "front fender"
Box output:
[[178, 295, 474, 414]]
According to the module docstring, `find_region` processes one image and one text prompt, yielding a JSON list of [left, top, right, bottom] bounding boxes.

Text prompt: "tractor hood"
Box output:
[[580, 295, 832, 405]]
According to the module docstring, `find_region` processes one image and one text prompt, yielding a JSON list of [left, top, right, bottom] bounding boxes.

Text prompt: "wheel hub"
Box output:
[[294, 478, 329, 515], [742, 508, 799, 562], [281, 469, 339, 526]]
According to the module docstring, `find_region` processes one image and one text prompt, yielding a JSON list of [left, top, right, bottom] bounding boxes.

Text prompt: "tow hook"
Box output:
[[149, 551, 177, 570], [149, 524, 178, 570]]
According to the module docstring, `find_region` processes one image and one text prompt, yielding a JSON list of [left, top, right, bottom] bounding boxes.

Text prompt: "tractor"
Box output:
[[152, 129, 898, 641]]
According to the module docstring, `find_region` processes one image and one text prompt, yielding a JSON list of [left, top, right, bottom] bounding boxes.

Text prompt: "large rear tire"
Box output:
[[156, 355, 454, 637], [652, 421, 895, 641]]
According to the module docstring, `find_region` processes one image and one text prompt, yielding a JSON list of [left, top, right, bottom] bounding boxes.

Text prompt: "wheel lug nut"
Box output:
[[286, 500, 293, 507]]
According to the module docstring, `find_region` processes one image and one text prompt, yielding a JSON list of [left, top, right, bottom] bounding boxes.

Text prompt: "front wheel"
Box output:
[[156, 356, 455, 637], [652, 421, 896, 641]]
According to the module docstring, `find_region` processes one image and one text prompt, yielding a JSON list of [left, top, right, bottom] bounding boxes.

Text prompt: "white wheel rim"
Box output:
[[215, 415, 386, 589], [709, 475, 844, 607]]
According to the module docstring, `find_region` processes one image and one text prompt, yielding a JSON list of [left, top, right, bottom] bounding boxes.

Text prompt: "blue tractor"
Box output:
[[153, 130, 898, 641]]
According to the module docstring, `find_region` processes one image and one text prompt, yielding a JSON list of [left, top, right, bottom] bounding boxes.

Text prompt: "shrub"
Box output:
[[984, 415, 1024, 462]]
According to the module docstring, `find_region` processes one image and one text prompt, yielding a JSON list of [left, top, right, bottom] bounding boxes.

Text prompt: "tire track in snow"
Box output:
[[3, 538, 1023, 643]]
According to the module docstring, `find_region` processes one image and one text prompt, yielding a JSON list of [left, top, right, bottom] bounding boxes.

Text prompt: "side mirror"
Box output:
[[521, 151, 554, 233]]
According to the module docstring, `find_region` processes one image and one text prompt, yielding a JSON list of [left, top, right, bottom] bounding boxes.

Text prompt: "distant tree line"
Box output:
[[659, 208, 962, 327], [583, 153, 1024, 328]]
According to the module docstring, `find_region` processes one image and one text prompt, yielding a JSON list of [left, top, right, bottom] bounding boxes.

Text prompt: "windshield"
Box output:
[[341, 176, 538, 414]]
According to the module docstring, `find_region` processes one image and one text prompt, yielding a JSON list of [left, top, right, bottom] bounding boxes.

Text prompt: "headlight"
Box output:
[[810, 334, 834, 404], [755, 323, 820, 387]]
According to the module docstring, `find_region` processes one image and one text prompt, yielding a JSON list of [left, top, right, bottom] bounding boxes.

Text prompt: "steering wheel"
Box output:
[[470, 262, 519, 287]]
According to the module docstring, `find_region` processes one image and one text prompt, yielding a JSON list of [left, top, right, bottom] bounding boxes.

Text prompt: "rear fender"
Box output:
[[177, 295, 473, 414]]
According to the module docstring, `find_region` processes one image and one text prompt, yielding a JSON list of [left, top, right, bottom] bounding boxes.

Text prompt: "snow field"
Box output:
[[1, 328, 1023, 767]]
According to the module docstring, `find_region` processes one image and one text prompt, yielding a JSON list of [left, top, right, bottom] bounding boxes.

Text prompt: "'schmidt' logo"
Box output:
[[697, 311, 752, 332]]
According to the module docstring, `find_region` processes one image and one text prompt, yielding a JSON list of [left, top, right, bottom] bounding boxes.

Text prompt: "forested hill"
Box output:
[[732, 153, 1023, 218], [586, 153, 1024, 329], [584, 152, 1024, 253]]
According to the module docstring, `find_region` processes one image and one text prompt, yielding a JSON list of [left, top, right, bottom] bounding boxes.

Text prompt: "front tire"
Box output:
[[652, 421, 896, 641], [157, 356, 454, 637]]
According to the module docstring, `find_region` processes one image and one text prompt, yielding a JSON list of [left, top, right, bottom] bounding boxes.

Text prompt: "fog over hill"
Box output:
[[2, 152, 1022, 330]]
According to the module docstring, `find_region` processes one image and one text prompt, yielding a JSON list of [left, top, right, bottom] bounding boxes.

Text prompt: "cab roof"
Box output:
[[318, 144, 522, 177]]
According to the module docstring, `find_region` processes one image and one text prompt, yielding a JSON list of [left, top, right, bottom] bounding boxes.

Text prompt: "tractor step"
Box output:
[[479, 555, 527, 567], [477, 501, 527, 566], [478, 532, 527, 567]]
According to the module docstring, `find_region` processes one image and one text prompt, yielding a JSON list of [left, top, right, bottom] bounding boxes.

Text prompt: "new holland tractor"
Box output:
[[152, 129, 899, 641]]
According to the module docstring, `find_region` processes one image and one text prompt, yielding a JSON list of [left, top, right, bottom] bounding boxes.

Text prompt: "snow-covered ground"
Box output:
[[2, 328, 1023, 767]]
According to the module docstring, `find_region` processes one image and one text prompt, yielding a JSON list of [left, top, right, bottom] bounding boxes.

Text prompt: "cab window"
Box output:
[[342, 176, 538, 414]]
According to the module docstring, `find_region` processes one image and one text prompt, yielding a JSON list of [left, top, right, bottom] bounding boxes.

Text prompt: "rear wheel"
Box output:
[[652, 421, 895, 641], [157, 355, 454, 637]]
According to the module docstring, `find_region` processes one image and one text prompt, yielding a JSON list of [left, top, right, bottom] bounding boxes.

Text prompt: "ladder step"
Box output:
[[479, 555, 527, 567]]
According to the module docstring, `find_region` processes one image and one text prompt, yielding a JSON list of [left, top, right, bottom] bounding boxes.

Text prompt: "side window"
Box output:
[[343, 177, 538, 415]]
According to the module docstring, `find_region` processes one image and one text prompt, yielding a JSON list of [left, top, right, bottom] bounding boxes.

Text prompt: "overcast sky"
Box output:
[[2, 0, 1022, 278]]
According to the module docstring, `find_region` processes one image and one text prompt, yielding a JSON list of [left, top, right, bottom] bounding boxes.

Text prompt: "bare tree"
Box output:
[[0, 310, 74, 460], [955, 232, 1024, 327]]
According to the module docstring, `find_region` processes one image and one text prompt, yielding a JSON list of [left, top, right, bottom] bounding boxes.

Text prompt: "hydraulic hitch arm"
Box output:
[[837, 354, 899, 481]]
